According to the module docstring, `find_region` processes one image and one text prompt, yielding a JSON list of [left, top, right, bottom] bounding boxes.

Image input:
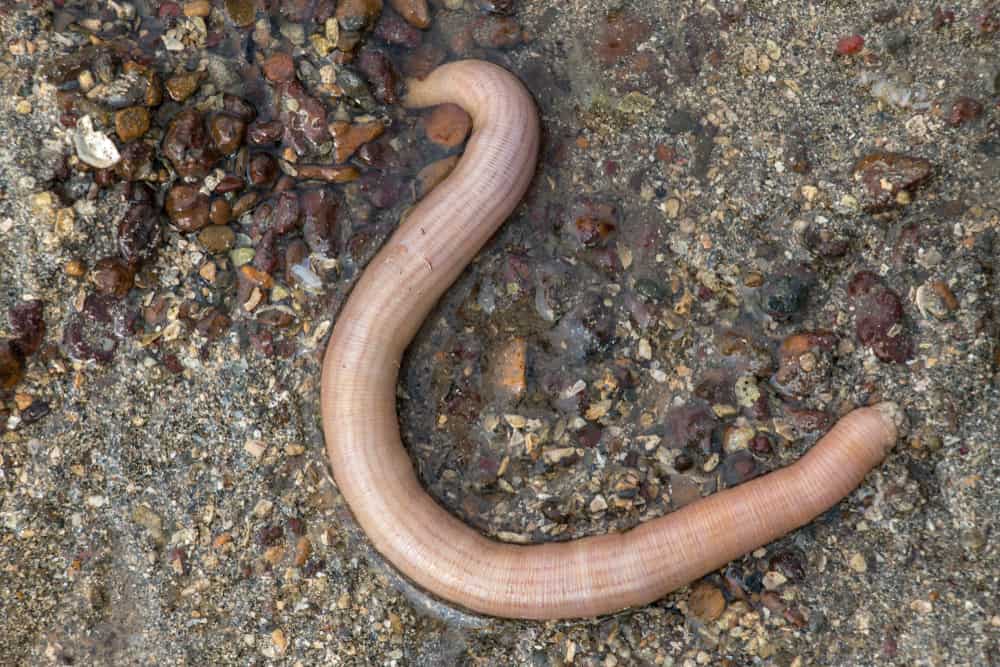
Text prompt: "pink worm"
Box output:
[[321, 60, 900, 620]]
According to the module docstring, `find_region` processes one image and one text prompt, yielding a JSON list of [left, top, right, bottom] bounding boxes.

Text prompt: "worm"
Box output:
[[320, 60, 901, 620]]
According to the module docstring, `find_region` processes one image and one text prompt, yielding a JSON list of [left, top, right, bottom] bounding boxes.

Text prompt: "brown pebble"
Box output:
[[240, 265, 274, 289], [294, 536, 312, 567], [356, 47, 400, 104], [209, 198, 232, 225], [9, 301, 46, 358], [248, 153, 278, 186], [114, 106, 150, 142], [65, 259, 87, 277], [225, 0, 255, 26], [248, 119, 284, 145], [165, 71, 203, 102], [946, 97, 983, 127], [0, 341, 26, 391], [295, 164, 360, 183], [330, 120, 385, 163], [262, 52, 295, 83], [183, 0, 211, 16], [198, 225, 236, 253], [389, 0, 430, 28], [215, 174, 244, 193], [853, 151, 932, 212], [688, 581, 726, 621], [336, 0, 383, 32], [232, 191, 260, 218], [166, 183, 212, 232], [424, 103, 471, 148], [208, 113, 247, 156], [90, 257, 134, 297], [415, 154, 458, 197], [162, 110, 219, 179], [489, 337, 527, 402], [929, 280, 958, 312]]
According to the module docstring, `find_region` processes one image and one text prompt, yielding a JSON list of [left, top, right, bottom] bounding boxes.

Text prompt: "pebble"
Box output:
[[184, 0, 211, 17], [225, 0, 256, 26], [356, 47, 400, 104], [849, 271, 912, 363], [848, 552, 868, 573], [117, 184, 162, 266], [330, 120, 385, 163], [279, 81, 331, 154], [300, 188, 340, 254], [853, 151, 932, 212], [0, 340, 26, 390], [488, 337, 527, 402], [415, 154, 458, 197], [772, 331, 837, 398], [336, 0, 383, 32], [210, 198, 232, 225], [198, 225, 236, 252], [946, 97, 983, 127], [389, 0, 430, 28], [688, 581, 726, 621], [248, 153, 278, 186], [9, 300, 46, 356], [262, 52, 295, 83], [114, 106, 150, 142], [760, 271, 814, 321], [163, 110, 219, 179], [73, 116, 121, 169], [248, 119, 284, 145], [836, 34, 864, 55], [90, 257, 134, 297], [166, 183, 212, 231], [209, 113, 247, 155], [423, 103, 471, 148], [295, 164, 359, 183], [165, 71, 203, 102]]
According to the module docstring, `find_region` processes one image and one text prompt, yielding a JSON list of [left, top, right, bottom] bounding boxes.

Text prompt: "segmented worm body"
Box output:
[[320, 60, 899, 620]]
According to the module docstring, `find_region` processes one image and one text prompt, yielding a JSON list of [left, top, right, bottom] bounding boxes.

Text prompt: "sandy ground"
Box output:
[[0, 1, 997, 665]]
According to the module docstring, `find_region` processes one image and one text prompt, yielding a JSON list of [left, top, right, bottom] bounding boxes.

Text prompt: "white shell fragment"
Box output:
[[72, 116, 120, 169]]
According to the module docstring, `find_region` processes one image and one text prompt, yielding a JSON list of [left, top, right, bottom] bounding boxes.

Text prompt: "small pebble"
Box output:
[[114, 106, 150, 142], [389, 0, 430, 28], [262, 52, 295, 83], [198, 225, 236, 253], [165, 71, 203, 102], [688, 581, 726, 621], [836, 34, 864, 55]]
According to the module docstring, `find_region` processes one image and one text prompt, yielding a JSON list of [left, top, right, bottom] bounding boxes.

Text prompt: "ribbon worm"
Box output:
[[321, 60, 900, 620]]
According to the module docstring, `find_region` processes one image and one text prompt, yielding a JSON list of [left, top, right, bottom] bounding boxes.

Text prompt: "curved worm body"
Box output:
[[321, 60, 899, 620]]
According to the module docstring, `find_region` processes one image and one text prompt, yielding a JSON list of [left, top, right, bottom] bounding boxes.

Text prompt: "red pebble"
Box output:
[[835, 34, 864, 55]]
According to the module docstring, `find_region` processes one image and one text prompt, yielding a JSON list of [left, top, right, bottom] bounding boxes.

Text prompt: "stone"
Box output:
[[166, 183, 212, 231], [163, 110, 219, 179], [198, 225, 236, 252], [165, 71, 203, 102], [329, 120, 385, 162], [389, 0, 429, 28], [853, 151, 932, 212], [114, 106, 150, 142]]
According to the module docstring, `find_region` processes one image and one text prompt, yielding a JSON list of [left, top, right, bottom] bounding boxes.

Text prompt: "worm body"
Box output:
[[321, 60, 899, 620]]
